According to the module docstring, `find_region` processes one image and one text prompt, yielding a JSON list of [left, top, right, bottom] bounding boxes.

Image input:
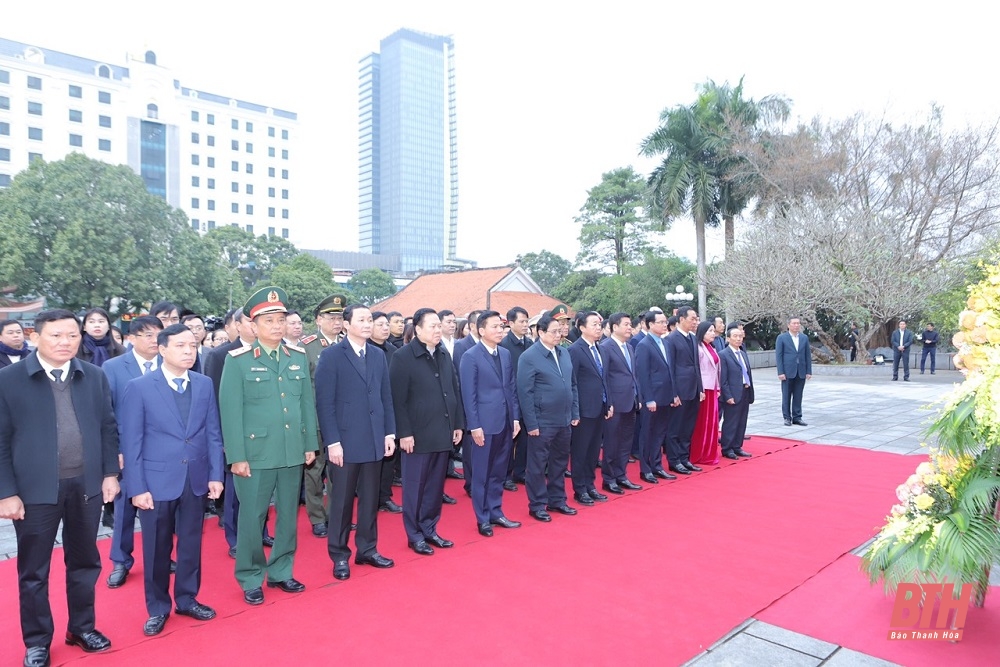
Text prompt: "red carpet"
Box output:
[[0, 438, 921, 666], [757, 553, 1000, 666]]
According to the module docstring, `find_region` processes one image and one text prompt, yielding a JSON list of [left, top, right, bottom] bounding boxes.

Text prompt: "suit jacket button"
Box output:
[[285, 424, 290, 429], [182, 459, 187, 463], [250, 434, 256, 439], [278, 377, 283, 381]]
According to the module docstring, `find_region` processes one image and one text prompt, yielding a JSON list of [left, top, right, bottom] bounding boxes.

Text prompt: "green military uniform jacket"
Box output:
[[219, 340, 318, 469], [301, 331, 343, 380]]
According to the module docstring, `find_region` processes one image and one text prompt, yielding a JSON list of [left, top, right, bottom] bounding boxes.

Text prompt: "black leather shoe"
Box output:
[[228, 547, 237, 558], [735, 449, 753, 458], [267, 578, 306, 593], [356, 552, 395, 568], [262, 534, 274, 548], [426, 534, 454, 548], [143, 615, 168, 636], [23, 646, 50, 667], [441, 493, 457, 505], [792, 420, 808, 426], [409, 541, 434, 555], [619, 479, 642, 490], [312, 523, 328, 537], [722, 451, 738, 460], [490, 516, 521, 529], [478, 522, 494, 537], [668, 465, 691, 475], [683, 462, 703, 472], [529, 509, 552, 522], [588, 489, 608, 502], [574, 492, 595, 506], [378, 500, 402, 513], [653, 468, 677, 480], [333, 560, 350, 580], [176, 602, 216, 620], [784, 419, 793, 426], [243, 587, 264, 605], [602, 482, 624, 495], [169, 559, 176, 574], [445, 469, 464, 480], [65, 630, 111, 653], [546, 505, 577, 516], [106, 564, 128, 588], [503, 480, 518, 492], [640, 472, 659, 484]]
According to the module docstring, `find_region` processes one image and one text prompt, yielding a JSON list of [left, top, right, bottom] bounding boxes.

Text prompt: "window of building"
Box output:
[[99, 115, 111, 128], [281, 189, 288, 199], [231, 161, 238, 172], [207, 135, 215, 146], [192, 176, 200, 187], [246, 163, 253, 174], [231, 139, 238, 151], [268, 167, 275, 177], [191, 110, 199, 122], [246, 184, 254, 195], [192, 219, 200, 231], [0, 122, 8, 136], [207, 157, 215, 168], [68, 84, 81, 98], [268, 127, 275, 137], [28, 127, 43, 141], [268, 226, 275, 236], [69, 109, 82, 122], [246, 224, 254, 233], [98, 65, 110, 79], [247, 204, 254, 215], [268, 147, 275, 158], [268, 207, 275, 217], [27, 76, 42, 90], [192, 154, 200, 166], [0, 69, 9, 84], [281, 149, 288, 160], [69, 134, 82, 147], [27, 101, 42, 116], [208, 220, 216, 230], [208, 200, 215, 210], [268, 187, 275, 198], [231, 182, 239, 193], [0, 174, 11, 187], [246, 142, 253, 154], [207, 178, 215, 189], [0, 148, 9, 161], [191, 198, 200, 209], [207, 113, 215, 125], [246, 121, 253, 133], [281, 169, 288, 179], [147, 103, 158, 119], [231, 203, 239, 213], [99, 139, 111, 151], [191, 132, 199, 144], [281, 129, 289, 140], [281, 209, 288, 219], [98, 91, 111, 104], [0, 96, 9, 110], [231, 119, 238, 130], [29, 152, 43, 163], [281, 228, 289, 239]]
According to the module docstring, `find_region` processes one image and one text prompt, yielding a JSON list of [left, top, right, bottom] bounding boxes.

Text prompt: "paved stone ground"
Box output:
[[2, 369, 994, 665]]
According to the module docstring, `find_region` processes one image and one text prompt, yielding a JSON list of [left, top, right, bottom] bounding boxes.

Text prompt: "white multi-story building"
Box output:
[[0, 37, 298, 241]]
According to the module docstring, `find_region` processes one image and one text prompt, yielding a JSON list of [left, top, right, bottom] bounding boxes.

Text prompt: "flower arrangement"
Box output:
[[862, 263, 1000, 605]]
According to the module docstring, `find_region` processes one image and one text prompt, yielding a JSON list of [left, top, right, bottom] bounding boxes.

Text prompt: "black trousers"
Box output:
[[400, 450, 448, 543], [601, 408, 636, 483], [666, 399, 699, 467], [379, 445, 400, 506], [893, 349, 910, 379], [506, 427, 528, 482], [15, 475, 102, 648], [640, 408, 670, 474], [570, 416, 604, 495], [525, 426, 571, 512], [720, 393, 751, 453], [780, 377, 806, 422], [327, 460, 381, 562]]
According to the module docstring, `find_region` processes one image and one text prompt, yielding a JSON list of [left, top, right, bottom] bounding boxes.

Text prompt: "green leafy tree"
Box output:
[[268, 254, 340, 321], [513, 250, 573, 294], [579, 253, 696, 316], [575, 167, 656, 275], [552, 269, 603, 309], [346, 268, 397, 306], [206, 226, 300, 291]]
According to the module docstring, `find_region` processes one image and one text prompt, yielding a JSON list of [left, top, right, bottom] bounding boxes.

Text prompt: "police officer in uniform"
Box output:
[[219, 287, 319, 606], [300, 293, 348, 537]]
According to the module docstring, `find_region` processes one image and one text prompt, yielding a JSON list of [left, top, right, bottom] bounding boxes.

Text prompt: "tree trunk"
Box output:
[[801, 314, 846, 363], [696, 214, 707, 319], [724, 214, 735, 256]]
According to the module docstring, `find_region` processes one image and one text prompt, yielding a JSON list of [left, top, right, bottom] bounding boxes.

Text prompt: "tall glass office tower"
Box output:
[[359, 29, 458, 273]]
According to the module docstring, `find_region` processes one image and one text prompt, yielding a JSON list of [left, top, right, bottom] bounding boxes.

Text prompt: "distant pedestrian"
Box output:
[[891, 320, 914, 382], [919, 323, 939, 375]]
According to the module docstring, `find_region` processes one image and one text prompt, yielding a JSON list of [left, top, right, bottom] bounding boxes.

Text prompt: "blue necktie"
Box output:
[[173, 378, 185, 394], [621, 343, 632, 371], [655, 336, 666, 361], [143, 361, 153, 375], [590, 345, 603, 373]]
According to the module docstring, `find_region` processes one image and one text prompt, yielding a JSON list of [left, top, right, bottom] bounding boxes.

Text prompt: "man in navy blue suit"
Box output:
[[315, 305, 397, 581], [598, 313, 643, 494], [664, 306, 704, 475], [453, 309, 482, 496], [101, 315, 164, 589], [567, 312, 612, 505], [460, 311, 522, 536], [120, 324, 225, 636], [634, 310, 677, 484], [775, 317, 812, 426], [719, 327, 754, 459]]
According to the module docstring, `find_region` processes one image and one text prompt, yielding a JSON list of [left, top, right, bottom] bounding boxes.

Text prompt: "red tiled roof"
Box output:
[[372, 267, 561, 318]]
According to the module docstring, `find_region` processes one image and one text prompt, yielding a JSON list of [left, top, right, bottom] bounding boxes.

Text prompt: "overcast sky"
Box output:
[[6, 1, 998, 273]]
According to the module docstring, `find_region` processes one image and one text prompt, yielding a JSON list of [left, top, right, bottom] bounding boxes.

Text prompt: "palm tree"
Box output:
[[641, 79, 790, 318]]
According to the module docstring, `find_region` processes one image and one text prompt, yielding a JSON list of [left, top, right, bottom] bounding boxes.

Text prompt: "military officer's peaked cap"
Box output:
[[315, 293, 348, 317], [244, 286, 289, 319], [550, 304, 572, 321]]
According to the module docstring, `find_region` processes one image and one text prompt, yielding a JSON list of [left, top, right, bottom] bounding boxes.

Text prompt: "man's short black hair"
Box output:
[[726, 321, 743, 334], [677, 306, 695, 320], [34, 309, 79, 333], [643, 310, 665, 327], [150, 301, 178, 317], [371, 311, 388, 322], [387, 311, 402, 320], [412, 308, 437, 329], [285, 310, 300, 319], [608, 312, 631, 331], [438, 309, 455, 319], [223, 308, 239, 326], [130, 315, 164, 335], [344, 304, 371, 324], [506, 307, 528, 323], [181, 313, 203, 325], [667, 315, 679, 328], [157, 323, 192, 347], [0, 319, 23, 333], [537, 314, 559, 333], [477, 310, 501, 333]]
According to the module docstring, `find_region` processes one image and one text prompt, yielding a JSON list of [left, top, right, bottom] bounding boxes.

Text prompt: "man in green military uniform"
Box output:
[[551, 304, 574, 347], [219, 287, 318, 606], [299, 293, 348, 537]]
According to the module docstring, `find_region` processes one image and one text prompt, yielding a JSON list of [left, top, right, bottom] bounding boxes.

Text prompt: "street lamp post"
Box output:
[[665, 284, 693, 313]]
